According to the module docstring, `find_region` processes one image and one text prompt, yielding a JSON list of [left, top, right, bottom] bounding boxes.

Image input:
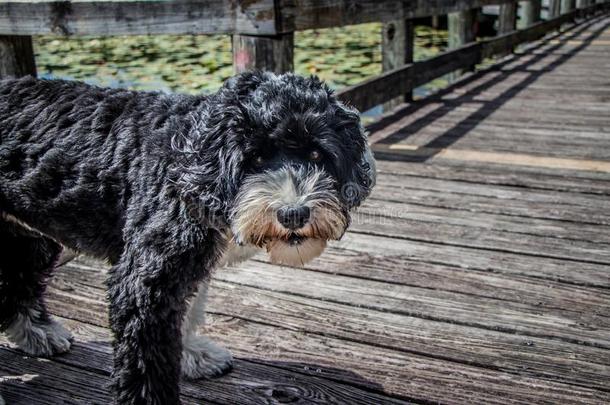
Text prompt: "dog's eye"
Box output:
[[309, 149, 322, 162], [253, 155, 266, 167]]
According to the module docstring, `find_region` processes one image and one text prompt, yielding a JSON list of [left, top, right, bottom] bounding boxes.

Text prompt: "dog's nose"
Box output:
[[277, 206, 310, 230]]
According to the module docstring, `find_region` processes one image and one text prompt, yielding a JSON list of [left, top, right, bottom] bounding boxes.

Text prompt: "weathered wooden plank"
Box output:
[[498, 2, 518, 35], [0, 0, 278, 36], [0, 35, 36, 78], [360, 196, 610, 244], [521, 0, 542, 27], [376, 141, 610, 166], [233, 33, 294, 73], [0, 319, 410, 405], [326, 230, 610, 288], [373, 171, 610, 212], [374, 110, 610, 147], [216, 264, 610, 347], [382, 19, 414, 110], [277, 0, 513, 31], [370, 180, 610, 225], [206, 284, 610, 392], [10, 277, 610, 405], [448, 7, 479, 80], [6, 311, 609, 405], [373, 159, 610, 195], [55, 246, 610, 323], [550, 0, 563, 17], [38, 258, 610, 392], [28, 263, 610, 402], [562, 0, 577, 13], [0, 347, 114, 405], [0, 0, 526, 36], [351, 201, 610, 264], [41, 254, 610, 368]]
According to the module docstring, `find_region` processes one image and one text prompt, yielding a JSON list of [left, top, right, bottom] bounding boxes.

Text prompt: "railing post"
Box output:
[[448, 8, 478, 80], [232, 33, 294, 74], [498, 2, 518, 56], [562, 0, 576, 13], [521, 1, 542, 27], [498, 2, 518, 34], [0, 35, 36, 78], [382, 19, 414, 111], [549, 0, 562, 17]]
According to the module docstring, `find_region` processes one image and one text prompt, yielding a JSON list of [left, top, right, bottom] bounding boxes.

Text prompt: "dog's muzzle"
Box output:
[[230, 166, 348, 266]]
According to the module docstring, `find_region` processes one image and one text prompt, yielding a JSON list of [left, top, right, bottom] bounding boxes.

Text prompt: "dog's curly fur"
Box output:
[[0, 71, 375, 404]]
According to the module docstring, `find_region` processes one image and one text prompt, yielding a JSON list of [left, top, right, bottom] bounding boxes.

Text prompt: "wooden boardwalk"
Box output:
[[2, 15, 610, 405]]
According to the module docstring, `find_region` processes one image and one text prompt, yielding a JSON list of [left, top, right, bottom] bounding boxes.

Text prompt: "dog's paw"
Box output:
[[6, 313, 73, 357], [181, 336, 233, 380]]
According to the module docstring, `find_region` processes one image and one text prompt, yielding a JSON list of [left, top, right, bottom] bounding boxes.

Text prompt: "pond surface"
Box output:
[[34, 24, 449, 113]]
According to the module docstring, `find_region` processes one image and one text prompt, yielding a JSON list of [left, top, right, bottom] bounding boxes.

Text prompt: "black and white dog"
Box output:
[[0, 71, 376, 404]]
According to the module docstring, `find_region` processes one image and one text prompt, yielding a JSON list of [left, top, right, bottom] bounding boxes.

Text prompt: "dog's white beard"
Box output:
[[231, 166, 347, 267], [266, 238, 327, 266]]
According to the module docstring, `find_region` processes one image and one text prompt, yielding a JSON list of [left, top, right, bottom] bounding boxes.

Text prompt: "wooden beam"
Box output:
[[549, 0, 562, 18], [382, 19, 414, 111], [448, 8, 478, 80], [562, 0, 577, 13], [498, 1, 518, 55], [521, 0, 542, 27], [498, 2, 518, 34], [0, 0, 278, 36], [275, 0, 513, 32], [337, 42, 482, 112], [233, 34, 294, 74], [0, 0, 599, 36], [0, 35, 36, 78]]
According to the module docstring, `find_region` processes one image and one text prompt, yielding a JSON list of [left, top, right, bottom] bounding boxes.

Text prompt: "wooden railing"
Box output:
[[338, 0, 610, 111], [1, 0, 609, 112]]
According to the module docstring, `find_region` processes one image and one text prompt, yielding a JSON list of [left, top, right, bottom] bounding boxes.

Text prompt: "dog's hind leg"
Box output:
[[181, 279, 233, 380], [0, 214, 73, 357]]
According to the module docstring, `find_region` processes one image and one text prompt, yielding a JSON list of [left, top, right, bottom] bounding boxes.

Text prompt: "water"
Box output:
[[34, 23, 449, 111]]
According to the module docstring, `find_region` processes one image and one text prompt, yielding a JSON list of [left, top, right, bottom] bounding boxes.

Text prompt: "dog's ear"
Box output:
[[342, 140, 376, 209], [331, 103, 377, 209], [169, 97, 249, 227]]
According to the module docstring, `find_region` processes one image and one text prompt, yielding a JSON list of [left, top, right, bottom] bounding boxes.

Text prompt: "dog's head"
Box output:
[[175, 71, 376, 266]]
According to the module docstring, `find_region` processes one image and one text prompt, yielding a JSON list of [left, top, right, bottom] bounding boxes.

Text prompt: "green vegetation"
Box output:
[[34, 23, 448, 96]]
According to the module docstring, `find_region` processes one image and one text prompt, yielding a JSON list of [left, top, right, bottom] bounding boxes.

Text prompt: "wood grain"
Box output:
[[0, 35, 36, 78], [233, 33, 294, 73], [276, 0, 514, 31], [4, 266, 609, 403], [0, 0, 278, 36]]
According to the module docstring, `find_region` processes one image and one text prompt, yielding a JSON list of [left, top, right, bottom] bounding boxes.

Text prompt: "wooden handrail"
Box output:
[[275, 0, 514, 32], [337, 2, 610, 112], [0, 0, 278, 36], [0, 0, 514, 36]]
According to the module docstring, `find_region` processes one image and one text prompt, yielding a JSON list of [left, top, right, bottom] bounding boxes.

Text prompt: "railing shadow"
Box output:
[[370, 14, 610, 163]]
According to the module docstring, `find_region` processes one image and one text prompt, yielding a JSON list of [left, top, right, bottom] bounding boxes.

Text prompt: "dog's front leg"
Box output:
[[107, 236, 216, 405], [181, 279, 233, 380]]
